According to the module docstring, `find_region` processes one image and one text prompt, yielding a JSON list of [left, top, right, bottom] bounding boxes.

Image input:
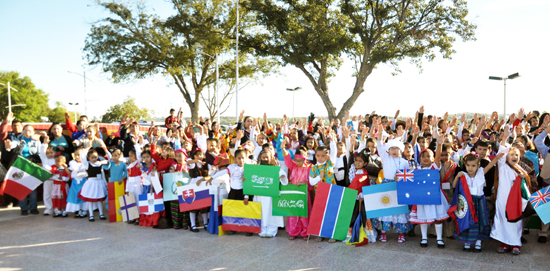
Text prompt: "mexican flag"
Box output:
[[0, 156, 53, 200]]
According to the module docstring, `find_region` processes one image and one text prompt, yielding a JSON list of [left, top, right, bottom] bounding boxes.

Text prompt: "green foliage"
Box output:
[[84, 0, 278, 122], [0, 71, 50, 122], [242, 0, 476, 120], [101, 96, 153, 123], [46, 102, 67, 123]]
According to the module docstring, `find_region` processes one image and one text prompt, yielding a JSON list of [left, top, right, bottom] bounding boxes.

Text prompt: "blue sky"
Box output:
[[1, 0, 549, 121]]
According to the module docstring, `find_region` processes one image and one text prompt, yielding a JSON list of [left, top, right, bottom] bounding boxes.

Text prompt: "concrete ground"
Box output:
[[0, 203, 549, 271]]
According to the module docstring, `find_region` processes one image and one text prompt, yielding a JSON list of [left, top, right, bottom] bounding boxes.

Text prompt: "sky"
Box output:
[[1, 0, 549, 122]]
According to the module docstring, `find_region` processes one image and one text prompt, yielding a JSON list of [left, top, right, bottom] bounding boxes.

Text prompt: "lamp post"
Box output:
[[286, 87, 302, 119], [68, 102, 79, 122], [0, 82, 25, 113], [67, 70, 94, 116], [235, 0, 239, 122], [489, 72, 519, 118]]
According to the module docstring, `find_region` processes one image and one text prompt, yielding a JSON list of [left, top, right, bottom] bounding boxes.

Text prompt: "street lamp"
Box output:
[[68, 102, 79, 122], [0, 82, 25, 113], [235, 0, 239, 122], [67, 70, 94, 116], [489, 72, 519, 118], [286, 87, 302, 118]]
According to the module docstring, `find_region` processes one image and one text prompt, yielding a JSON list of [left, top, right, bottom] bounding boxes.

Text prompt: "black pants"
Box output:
[[228, 189, 253, 201]]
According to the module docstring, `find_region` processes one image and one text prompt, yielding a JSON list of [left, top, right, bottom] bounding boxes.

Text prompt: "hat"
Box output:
[[385, 139, 404, 153], [214, 153, 230, 167]]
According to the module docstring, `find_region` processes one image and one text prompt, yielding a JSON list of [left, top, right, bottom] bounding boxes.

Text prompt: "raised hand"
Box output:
[[518, 108, 525, 120], [239, 110, 245, 121], [419, 106, 424, 114], [394, 109, 400, 119]]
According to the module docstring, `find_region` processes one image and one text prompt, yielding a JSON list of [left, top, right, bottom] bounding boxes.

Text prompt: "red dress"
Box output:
[[51, 166, 69, 210]]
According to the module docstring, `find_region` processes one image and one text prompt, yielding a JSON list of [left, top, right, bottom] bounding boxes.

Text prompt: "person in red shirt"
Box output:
[[165, 108, 180, 128]]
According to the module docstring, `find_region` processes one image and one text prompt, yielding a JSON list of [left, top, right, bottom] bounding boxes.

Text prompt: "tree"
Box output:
[[0, 71, 50, 122], [101, 96, 153, 123], [84, 0, 277, 123], [46, 102, 81, 123], [242, 0, 476, 120]]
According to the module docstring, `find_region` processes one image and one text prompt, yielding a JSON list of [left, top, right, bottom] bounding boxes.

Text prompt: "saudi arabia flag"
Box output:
[[0, 156, 53, 200]]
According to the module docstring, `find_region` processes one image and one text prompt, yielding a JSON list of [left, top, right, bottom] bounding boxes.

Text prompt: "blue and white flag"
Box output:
[[396, 169, 441, 205], [530, 186, 550, 224], [362, 182, 410, 219]]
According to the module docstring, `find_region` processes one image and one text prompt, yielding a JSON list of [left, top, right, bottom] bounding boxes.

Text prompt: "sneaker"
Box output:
[[379, 234, 387, 243], [398, 233, 406, 243], [21, 210, 28, 216], [30, 209, 39, 215]]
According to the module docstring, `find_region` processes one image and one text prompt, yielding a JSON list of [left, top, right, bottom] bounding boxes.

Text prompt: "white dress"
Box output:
[[490, 145, 524, 246], [253, 168, 288, 237]]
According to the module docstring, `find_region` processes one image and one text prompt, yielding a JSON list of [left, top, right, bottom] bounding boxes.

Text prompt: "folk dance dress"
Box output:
[[429, 161, 458, 237], [78, 160, 110, 203], [139, 163, 162, 227], [490, 145, 524, 247], [409, 163, 450, 224], [65, 159, 88, 213], [284, 155, 312, 238], [51, 166, 70, 210], [126, 161, 143, 205], [454, 168, 491, 244], [372, 140, 411, 233]]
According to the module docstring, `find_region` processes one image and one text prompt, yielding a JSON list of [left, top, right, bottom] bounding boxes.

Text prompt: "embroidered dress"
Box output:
[[409, 163, 450, 224], [309, 160, 335, 190], [65, 160, 87, 213], [126, 161, 143, 205], [78, 161, 109, 202], [170, 162, 189, 229], [51, 166, 69, 210]]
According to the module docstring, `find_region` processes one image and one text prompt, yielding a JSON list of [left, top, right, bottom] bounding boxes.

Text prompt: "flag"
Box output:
[[447, 176, 477, 234], [396, 169, 441, 205], [0, 156, 53, 200], [307, 182, 357, 241], [108, 181, 126, 223], [118, 193, 139, 222], [530, 186, 550, 224], [272, 184, 308, 217], [138, 192, 165, 214], [177, 182, 211, 212], [207, 184, 229, 236], [243, 164, 280, 197], [506, 176, 535, 222], [362, 182, 410, 219], [221, 199, 262, 233], [345, 212, 368, 247], [162, 172, 190, 202]]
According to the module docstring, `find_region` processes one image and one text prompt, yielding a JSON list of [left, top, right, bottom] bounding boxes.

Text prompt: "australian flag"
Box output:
[[396, 169, 441, 205], [447, 176, 477, 234]]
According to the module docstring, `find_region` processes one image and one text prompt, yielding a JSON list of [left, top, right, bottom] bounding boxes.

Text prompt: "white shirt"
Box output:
[[462, 168, 486, 196]]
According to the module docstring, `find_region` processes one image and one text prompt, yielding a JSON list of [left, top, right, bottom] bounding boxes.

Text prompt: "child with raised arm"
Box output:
[[452, 152, 501, 252], [372, 122, 410, 243], [410, 132, 450, 249]]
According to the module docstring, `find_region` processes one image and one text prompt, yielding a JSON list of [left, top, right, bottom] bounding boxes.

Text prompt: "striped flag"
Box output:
[[108, 181, 126, 223], [362, 182, 410, 219], [138, 192, 165, 214], [177, 182, 211, 212], [307, 182, 357, 241], [221, 199, 262, 233], [0, 156, 53, 200]]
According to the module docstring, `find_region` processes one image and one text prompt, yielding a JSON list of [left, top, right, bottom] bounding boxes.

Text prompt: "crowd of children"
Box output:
[[5, 106, 550, 256]]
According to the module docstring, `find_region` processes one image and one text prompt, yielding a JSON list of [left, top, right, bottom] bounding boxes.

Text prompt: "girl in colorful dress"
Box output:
[[347, 148, 377, 242], [65, 147, 89, 218], [187, 148, 210, 232], [126, 142, 143, 224], [51, 154, 70, 217], [138, 151, 160, 227], [282, 145, 312, 240], [78, 143, 111, 222], [452, 152, 501, 252]]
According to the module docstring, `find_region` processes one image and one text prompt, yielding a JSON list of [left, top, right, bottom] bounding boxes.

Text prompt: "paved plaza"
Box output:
[[0, 204, 549, 271]]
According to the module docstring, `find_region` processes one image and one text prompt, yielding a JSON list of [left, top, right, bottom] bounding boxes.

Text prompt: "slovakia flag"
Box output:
[[177, 182, 212, 212]]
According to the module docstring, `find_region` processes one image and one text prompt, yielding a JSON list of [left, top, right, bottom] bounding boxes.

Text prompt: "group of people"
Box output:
[[1, 105, 549, 256]]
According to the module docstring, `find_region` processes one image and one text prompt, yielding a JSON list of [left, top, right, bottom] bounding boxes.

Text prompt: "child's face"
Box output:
[[88, 152, 99, 163], [235, 153, 245, 167], [194, 152, 204, 161], [129, 152, 137, 162], [77, 122, 85, 131], [420, 151, 434, 167], [112, 152, 120, 162], [86, 127, 95, 138], [244, 117, 253, 129], [337, 143, 346, 155], [354, 156, 366, 170], [306, 139, 315, 150], [142, 153, 152, 164], [463, 132, 471, 142], [55, 156, 66, 167], [403, 144, 413, 157], [507, 149, 520, 166], [388, 147, 401, 158], [440, 151, 451, 163], [475, 146, 489, 159], [260, 153, 270, 164], [46, 149, 55, 159], [175, 152, 184, 163], [256, 135, 267, 146], [418, 138, 426, 150], [367, 142, 376, 152], [208, 141, 219, 154], [183, 141, 192, 152], [263, 146, 275, 156], [315, 150, 328, 164], [465, 160, 479, 176], [290, 129, 298, 141], [295, 156, 305, 167], [74, 151, 81, 162]]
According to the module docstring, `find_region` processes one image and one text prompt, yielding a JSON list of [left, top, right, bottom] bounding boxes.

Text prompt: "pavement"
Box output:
[[0, 203, 549, 271]]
